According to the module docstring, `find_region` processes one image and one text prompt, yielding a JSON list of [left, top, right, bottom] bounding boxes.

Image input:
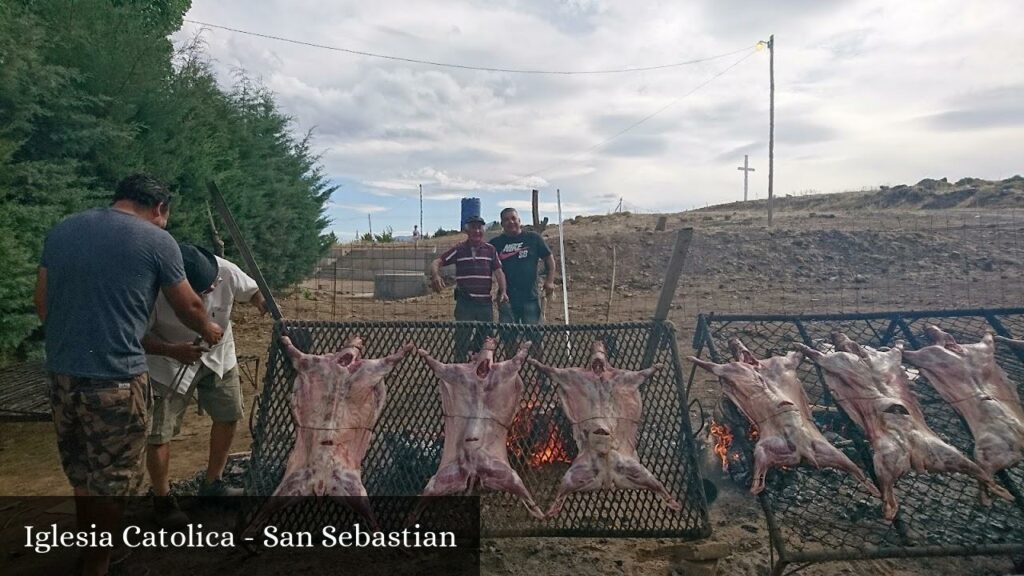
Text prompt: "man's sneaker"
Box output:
[[151, 493, 189, 530], [198, 478, 244, 497]]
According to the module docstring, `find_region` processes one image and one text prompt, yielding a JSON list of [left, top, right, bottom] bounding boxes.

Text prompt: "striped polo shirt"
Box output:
[[439, 241, 501, 303]]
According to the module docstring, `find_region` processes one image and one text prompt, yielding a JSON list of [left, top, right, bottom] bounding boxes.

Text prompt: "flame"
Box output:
[[528, 420, 570, 466], [709, 419, 734, 471], [508, 388, 572, 468]]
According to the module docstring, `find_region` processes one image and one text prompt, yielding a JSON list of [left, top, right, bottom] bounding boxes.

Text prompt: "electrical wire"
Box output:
[[183, 19, 755, 75], [497, 47, 759, 187]]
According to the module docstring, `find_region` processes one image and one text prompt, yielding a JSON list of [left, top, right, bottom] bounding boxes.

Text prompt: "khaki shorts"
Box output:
[[148, 365, 243, 445], [49, 372, 152, 496]]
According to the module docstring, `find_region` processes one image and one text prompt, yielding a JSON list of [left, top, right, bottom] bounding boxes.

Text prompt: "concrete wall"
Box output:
[[316, 246, 438, 281]]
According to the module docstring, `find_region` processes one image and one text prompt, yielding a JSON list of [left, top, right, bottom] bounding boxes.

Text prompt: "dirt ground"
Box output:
[[5, 191, 1024, 575]]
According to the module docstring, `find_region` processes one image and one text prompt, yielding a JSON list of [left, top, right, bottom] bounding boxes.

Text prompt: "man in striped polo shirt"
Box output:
[[430, 215, 508, 360]]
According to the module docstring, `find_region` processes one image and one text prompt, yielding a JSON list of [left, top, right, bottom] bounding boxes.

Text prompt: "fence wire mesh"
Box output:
[[285, 208, 1024, 336], [691, 307, 1024, 573], [243, 319, 710, 538]]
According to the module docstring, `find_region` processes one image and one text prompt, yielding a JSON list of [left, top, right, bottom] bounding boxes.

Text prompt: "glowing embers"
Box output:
[[509, 389, 574, 469]]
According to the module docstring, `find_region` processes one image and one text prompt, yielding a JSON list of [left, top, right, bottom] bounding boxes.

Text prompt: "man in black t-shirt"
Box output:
[[489, 208, 556, 327]]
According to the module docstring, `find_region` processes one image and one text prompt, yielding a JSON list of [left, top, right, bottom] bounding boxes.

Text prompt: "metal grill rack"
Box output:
[[243, 320, 711, 538], [691, 307, 1024, 575]]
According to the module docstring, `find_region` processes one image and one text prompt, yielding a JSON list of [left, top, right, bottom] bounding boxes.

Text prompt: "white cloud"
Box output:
[[328, 202, 390, 214], [177, 0, 1024, 229]]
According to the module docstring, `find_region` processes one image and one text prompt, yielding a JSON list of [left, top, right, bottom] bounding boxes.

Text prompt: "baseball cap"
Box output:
[[464, 215, 486, 225], [179, 243, 219, 294]]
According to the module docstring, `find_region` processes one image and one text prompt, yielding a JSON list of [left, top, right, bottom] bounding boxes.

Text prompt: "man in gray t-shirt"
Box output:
[[34, 174, 223, 576]]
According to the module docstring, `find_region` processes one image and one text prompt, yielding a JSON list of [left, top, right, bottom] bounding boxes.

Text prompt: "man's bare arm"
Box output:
[[542, 254, 556, 297], [429, 257, 445, 292], [34, 267, 47, 323], [250, 291, 268, 315], [142, 333, 205, 364], [494, 268, 509, 303], [162, 280, 223, 345]]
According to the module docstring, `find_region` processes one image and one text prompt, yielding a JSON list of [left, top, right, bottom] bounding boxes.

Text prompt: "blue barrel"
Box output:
[[460, 197, 481, 228]]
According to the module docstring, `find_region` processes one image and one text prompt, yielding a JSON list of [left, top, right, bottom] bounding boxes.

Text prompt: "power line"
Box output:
[[498, 47, 759, 187], [183, 19, 755, 75]]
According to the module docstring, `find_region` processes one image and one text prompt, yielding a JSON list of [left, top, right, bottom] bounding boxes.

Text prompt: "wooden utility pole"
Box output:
[[531, 189, 540, 228], [368, 214, 373, 239], [737, 155, 755, 202], [767, 34, 775, 226]]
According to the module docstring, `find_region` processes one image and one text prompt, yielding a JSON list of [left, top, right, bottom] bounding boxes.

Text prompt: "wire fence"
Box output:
[[281, 207, 1024, 349]]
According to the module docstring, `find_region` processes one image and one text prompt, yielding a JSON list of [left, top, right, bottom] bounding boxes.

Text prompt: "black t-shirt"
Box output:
[[489, 231, 552, 303]]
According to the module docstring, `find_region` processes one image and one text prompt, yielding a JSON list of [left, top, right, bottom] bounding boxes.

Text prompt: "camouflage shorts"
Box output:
[[48, 372, 152, 496]]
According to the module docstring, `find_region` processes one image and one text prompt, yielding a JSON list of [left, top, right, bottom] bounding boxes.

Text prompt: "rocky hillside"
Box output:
[[699, 176, 1024, 213]]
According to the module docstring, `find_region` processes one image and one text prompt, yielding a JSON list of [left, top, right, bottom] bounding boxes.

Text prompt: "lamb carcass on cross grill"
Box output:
[[416, 337, 544, 519], [251, 335, 413, 531], [796, 332, 1011, 520], [689, 338, 880, 499], [902, 325, 1024, 481], [529, 340, 682, 518]]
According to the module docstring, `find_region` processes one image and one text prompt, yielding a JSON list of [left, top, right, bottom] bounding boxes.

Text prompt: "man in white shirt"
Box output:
[[142, 243, 266, 527]]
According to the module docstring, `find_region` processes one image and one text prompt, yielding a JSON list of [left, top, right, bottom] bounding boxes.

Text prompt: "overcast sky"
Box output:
[[174, 1, 1024, 240]]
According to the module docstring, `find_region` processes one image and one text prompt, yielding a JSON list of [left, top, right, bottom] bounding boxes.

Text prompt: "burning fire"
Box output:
[[527, 421, 569, 466], [508, 389, 572, 467], [709, 418, 734, 471]]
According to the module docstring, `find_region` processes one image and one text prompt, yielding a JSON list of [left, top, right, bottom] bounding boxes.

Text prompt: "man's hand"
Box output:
[[496, 291, 509, 304], [543, 281, 555, 299], [430, 273, 445, 293], [168, 341, 207, 364], [200, 322, 224, 346]]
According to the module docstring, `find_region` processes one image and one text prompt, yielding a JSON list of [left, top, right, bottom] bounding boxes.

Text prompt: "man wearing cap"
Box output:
[[34, 174, 223, 576], [429, 215, 507, 360], [142, 243, 266, 527]]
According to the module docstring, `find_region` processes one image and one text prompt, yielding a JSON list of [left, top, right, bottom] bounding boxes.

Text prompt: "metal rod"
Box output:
[[556, 189, 571, 353], [208, 181, 283, 320], [702, 306, 1024, 324]]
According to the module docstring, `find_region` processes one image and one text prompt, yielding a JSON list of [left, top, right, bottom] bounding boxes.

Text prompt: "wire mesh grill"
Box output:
[[691, 307, 1024, 570], [244, 319, 711, 538], [0, 361, 48, 422]]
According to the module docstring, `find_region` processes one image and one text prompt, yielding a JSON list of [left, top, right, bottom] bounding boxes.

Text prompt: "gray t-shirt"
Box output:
[[41, 207, 186, 379]]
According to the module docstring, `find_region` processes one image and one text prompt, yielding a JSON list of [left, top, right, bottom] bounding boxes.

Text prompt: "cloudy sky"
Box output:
[[174, 1, 1024, 240]]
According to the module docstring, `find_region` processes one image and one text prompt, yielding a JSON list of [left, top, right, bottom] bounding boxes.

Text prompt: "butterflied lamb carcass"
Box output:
[[689, 339, 880, 499], [902, 326, 1024, 480], [529, 341, 682, 518], [416, 338, 544, 519], [796, 332, 1012, 520], [248, 335, 413, 532]]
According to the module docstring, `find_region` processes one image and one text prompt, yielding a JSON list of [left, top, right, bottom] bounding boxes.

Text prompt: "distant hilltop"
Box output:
[[700, 176, 1024, 213]]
